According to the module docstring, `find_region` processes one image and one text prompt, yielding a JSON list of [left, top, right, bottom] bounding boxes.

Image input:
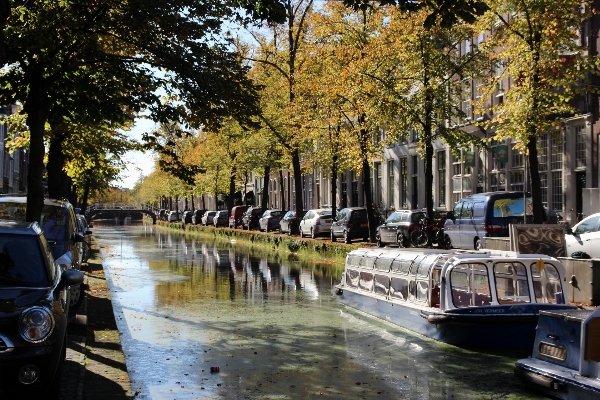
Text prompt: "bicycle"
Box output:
[[410, 218, 444, 248]]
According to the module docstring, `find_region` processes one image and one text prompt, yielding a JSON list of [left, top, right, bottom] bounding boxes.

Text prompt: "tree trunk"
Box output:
[[24, 69, 48, 223], [292, 149, 303, 219], [261, 165, 270, 210], [331, 154, 338, 219], [49, 135, 67, 196], [228, 165, 236, 213], [527, 136, 545, 223], [279, 169, 285, 211], [362, 157, 375, 242]]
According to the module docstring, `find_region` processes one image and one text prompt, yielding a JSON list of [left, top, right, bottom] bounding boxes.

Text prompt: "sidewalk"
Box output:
[[61, 243, 133, 400]]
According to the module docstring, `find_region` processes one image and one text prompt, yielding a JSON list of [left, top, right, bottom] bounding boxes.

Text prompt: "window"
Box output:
[[494, 262, 530, 304], [351, 171, 359, 206], [510, 171, 524, 192], [308, 175, 313, 209], [551, 136, 563, 211], [400, 158, 407, 208], [387, 160, 395, 209], [322, 175, 328, 207], [449, 263, 491, 308], [574, 215, 600, 235], [575, 125, 586, 168], [512, 145, 524, 167], [550, 136, 563, 171], [539, 173, 548, 208], [315, 169, 320, 207], [375, 163, 382, 206], [531, 263, 562, 304], [538, 134, 548, 172], [438, 151, 446, 206], [412, 156, 419, 208]]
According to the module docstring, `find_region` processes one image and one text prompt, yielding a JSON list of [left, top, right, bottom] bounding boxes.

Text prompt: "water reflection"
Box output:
[[92, 223, 544, 399]]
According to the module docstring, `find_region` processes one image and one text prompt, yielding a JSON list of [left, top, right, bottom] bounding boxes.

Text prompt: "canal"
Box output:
[[93, 223, 546, 399]]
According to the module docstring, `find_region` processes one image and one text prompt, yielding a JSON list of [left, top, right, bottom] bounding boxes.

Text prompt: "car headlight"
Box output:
[[18, 306, 54, 343]]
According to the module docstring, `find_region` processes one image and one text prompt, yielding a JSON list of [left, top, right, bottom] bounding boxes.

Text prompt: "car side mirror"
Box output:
[[447, 212, 455, 221], [566, 228, 574, 235], [73, 233, 85, 243], [57, 268, 84, 291], [85, 230, 92, 235]]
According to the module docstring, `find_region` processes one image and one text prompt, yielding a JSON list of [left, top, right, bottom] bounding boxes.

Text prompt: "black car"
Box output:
[[0, 220, 84, 398], [330, 207, 370, 243], [0, 197, 86, 310], [242, 206, 262, 230], [159, 209, 167, 221], [375, 210, 426, 247], [181, 210, 193, 225], [191, 209, 206, 225], [280, 210, 302, 235]]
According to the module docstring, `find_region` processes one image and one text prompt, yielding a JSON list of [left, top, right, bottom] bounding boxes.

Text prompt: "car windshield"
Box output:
[[0, 202, 70, 242], [0, 234, 48, 287]]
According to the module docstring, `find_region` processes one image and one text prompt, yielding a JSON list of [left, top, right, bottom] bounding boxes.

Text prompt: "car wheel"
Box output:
[[475, 238, 482, 251], [69, 280, 84, 310], [311, 228, 316, 239], [343, 230, 351, 244], [376, 233, 383, 248], [330, 230, 336, 242], [397, 233, 405, 248]]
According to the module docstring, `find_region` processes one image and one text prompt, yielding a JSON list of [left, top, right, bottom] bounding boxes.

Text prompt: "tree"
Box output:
[[475, 0, 597, 223], [371, 6, 486, 223], [0, 1, 265, 223], [243, 0, 315, 221]]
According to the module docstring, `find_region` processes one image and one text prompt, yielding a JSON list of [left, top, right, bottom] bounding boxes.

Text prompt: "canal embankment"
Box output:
[[154, 219, 357, 264]]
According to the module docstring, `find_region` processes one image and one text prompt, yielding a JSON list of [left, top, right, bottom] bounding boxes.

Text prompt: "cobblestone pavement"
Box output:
[[60, 243, 133, 400]]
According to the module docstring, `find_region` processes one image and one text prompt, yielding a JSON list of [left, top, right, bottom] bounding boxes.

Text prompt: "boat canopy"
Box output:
[[343, 248, 567, 310]]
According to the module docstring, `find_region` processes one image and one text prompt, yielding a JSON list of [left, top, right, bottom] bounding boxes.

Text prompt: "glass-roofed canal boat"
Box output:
[[335, 248, 577, 348]]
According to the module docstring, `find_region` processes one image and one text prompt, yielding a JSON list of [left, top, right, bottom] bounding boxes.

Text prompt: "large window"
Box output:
[[387, 160, 395, 209], [438, 151, 446, 206], [351, 171, 359, 206], [449, 263, 491, 308], [575, 125, 586, 168], [551, 136, 563, 211], [400, 158, 407, 208], [315, 169, 320, 207], [494, 262, 530, 304]]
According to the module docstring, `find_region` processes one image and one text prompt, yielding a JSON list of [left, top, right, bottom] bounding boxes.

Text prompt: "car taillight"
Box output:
[[408, 223, 419, 231], [485, 225, 503, 232], [316, 220, 321, 226]]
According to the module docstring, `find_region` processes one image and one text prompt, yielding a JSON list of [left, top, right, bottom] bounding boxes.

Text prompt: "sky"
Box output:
[[115, 118, 158, 190]]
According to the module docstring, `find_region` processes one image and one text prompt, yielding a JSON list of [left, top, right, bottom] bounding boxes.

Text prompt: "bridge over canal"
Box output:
[[87, 206, 156, 224]]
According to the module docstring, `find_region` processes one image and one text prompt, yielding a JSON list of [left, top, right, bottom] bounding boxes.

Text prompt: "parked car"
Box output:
[[77, 214, 93, 262], [280, 210, 303, 235], [228, 205, 249, 228], [181, 210, 193, 225], [201, 211, 217, 226], [213, 210, 229, 227], [258, 209, 284, 232], [330, 207, 370, 243], [0, 220, 84, 398], [444, 191, 535, 250], [565, 213, 600, 258], [375, 210, 426, 247], [0, 196, 86, 310], [242, 207, 262, 230], [299, 209, 332, 238], [191, 209, 206, 225], [167, 210, 181, 222], [159, 209, 167, 221]]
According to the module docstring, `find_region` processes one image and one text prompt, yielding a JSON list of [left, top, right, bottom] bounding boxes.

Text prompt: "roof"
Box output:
[[0, 220, 42, 236], [0, 196, 73, 208]]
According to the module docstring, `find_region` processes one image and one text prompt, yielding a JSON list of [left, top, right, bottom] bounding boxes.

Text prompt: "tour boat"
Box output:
[[515, 308, 600, 399], [335, 248, 576, 348]]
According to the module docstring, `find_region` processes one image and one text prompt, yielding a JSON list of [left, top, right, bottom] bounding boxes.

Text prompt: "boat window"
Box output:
[[494, 262, 530, 304], [348, 255, 361, 267], [390, 277, 409, 301], [359, 257, 372, 268], [449, 263, 491, 308], [391, 258, 412, 275], [416, 255, 438, 277], [416, 280, 429, 302], [359, 271, 374, 292], [375, 258, 393, 272], [346, 269, 359, 288], [430, 268, 441, 308], [374, 274, 390, 296], [531, 263, 563, 304]]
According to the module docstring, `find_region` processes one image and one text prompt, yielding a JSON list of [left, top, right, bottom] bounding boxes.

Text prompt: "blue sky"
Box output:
[[115, 118, 157, 190]]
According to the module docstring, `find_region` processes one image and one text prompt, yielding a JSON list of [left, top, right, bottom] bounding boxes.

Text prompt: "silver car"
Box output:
[[299, 209, 333, 239], [201, 211, 217, 226]]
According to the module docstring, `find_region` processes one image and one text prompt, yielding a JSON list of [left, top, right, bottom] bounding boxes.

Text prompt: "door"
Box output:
[[300, 211, 313, 235], [565, 214, 600, 257], [445, 203, 462, 247], [458, 202, 475, 248], [332, 209, 347, 237]]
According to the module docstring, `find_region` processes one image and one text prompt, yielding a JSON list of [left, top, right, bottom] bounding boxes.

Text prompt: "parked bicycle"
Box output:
[[410, 217, 448, 248]]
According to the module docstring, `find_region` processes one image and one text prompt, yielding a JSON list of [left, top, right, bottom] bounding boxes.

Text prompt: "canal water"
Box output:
[[94, 223, 546, 399]]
